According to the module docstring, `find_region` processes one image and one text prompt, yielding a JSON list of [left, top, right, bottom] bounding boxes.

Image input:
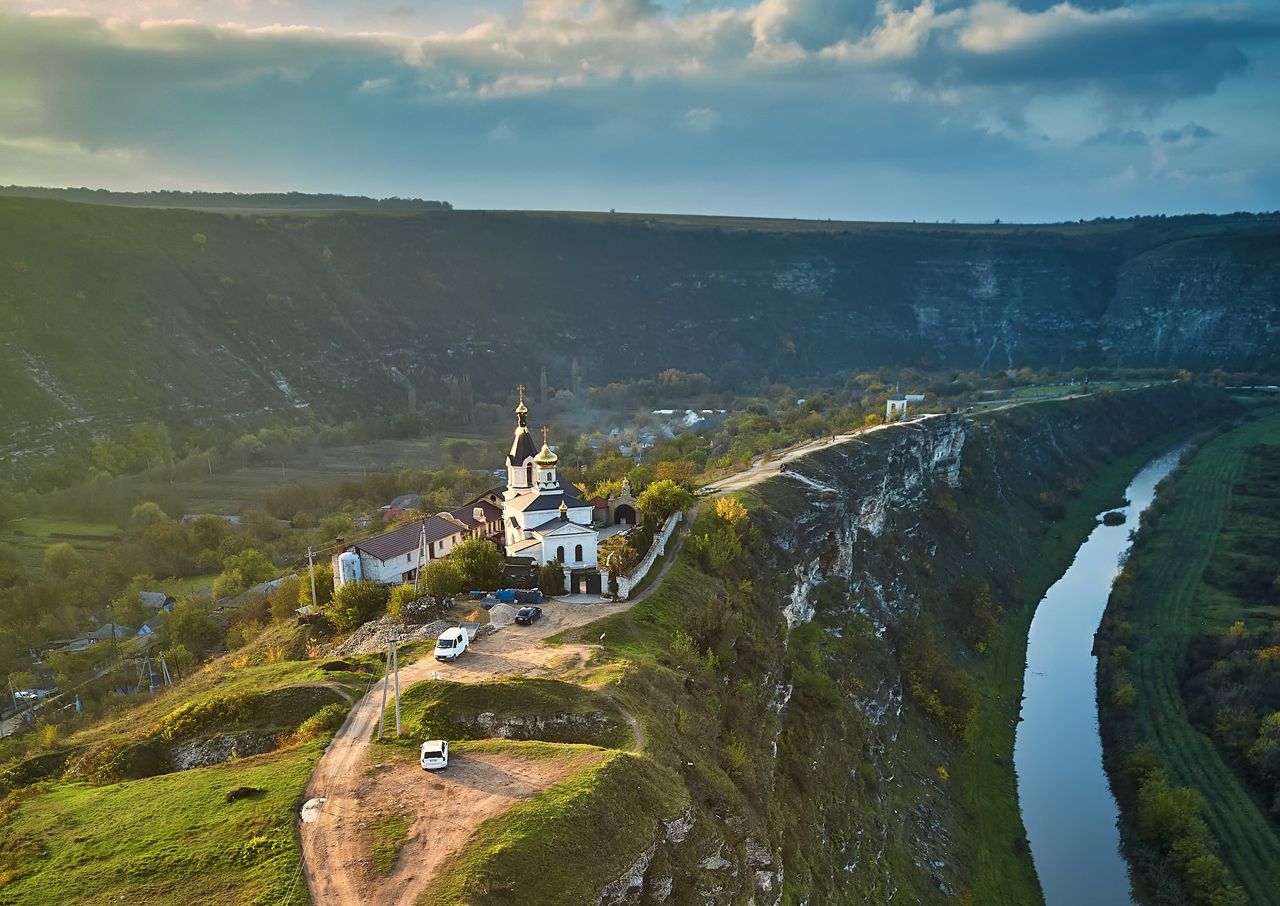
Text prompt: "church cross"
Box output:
[[517, 384, 525, 404], [541, 426, 550, 444]]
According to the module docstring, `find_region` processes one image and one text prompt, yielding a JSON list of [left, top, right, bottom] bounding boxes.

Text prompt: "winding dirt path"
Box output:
[[299, 602, 631, 905]]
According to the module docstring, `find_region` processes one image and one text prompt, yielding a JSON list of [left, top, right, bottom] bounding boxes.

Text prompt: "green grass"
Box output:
[[0, 741, 321, 905], [154, 573, 219, 596], [383, 678, 631, 750], [958, 424, 1204, 906], [1110, 413, 1280, 902], [0, 515, 121, 570], [420, 751, 688, 906], [372, 813, 412, 876]]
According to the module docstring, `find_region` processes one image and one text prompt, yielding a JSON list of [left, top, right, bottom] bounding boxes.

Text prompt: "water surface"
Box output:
[[1014, 447, 1184, 905]]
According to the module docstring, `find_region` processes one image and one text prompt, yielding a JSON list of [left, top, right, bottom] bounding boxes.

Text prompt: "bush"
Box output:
[[450, 538, 504, 590], [328, 580, 390, 632]]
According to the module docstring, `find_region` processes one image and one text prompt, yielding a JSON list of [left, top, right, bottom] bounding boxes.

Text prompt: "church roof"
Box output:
[[509, 427, 537, 466], [528, 516, 597, 536], [509, 487, 589, 513]]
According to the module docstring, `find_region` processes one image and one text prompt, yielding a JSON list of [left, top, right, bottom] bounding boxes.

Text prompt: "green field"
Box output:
[[0, 515, 121, 570], [1113, 413, 1280, 901]]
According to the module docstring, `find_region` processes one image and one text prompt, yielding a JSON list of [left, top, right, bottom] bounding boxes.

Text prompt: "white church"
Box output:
[[496, 388, 599, 568]]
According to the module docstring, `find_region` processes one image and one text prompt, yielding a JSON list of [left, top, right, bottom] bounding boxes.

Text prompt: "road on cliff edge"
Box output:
[[705, 413, 944, 495], [298, 410, 958, 905]]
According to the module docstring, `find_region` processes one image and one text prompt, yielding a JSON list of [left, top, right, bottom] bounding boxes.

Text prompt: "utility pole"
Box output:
[[414, 522, 427, 594], [307, 547, 319, 611], [377, 629, 402, 739]]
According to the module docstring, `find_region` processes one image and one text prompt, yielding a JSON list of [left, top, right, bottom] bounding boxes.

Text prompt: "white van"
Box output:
[[434, 627, 469, 661]]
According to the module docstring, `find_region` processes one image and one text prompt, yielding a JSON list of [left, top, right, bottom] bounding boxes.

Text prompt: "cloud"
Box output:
[[1082, 126, 1148, 147], [0, 2, 1275, 219], [1160, 122, 1215, 144], [680, 106, 722, 132]]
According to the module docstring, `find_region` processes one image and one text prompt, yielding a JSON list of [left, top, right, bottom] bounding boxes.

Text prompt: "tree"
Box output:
[[223, 548, 275, 584], [269, 576, 302, 622], [538, 561, 565, 596], [299, 561, 334, 609], [450, 538, 505, 590], [599, 534, 640, 576], [166, 598, 223, 659], [163, 643, 197, 678], [130, 501, 168, 530], [42, 542, 85, 579], [328, 580, 390, 632], [654, 460, 699, 487], [110, 574, 157, 630], [713, 497, 748, 528], [212, 568, 248, 600], [419, 560, 465, 599], [636, 479, 693, 526]]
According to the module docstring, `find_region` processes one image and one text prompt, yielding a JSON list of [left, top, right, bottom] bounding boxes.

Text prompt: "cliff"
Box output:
[[549, 385, 1229, 905], [0, 199, 1275, 456]]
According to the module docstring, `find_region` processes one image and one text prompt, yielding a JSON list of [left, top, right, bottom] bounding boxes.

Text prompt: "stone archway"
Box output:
[[613, 504, 636, 526]]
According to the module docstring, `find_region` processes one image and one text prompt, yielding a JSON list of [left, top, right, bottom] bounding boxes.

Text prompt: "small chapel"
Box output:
[[498, 388, 599, 568]]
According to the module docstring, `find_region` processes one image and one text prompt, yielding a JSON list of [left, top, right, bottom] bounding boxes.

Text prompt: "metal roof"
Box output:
[[355, 514, 465, 562]]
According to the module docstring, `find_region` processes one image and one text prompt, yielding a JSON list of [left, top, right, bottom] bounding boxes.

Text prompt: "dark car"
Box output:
[[514, 606, 543, 626]]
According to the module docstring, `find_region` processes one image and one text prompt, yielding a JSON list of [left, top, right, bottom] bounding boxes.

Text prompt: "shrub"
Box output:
[[328, 580, 390, 632]]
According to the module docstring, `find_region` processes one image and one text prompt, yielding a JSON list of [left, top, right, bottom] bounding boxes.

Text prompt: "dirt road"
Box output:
[[299, 600, 630, 905], [704, 414, 943, 495]]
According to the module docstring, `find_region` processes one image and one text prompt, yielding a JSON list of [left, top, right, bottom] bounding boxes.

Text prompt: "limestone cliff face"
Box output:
[[598, 387, 1224, 905], [0, 200, 1275, 460]]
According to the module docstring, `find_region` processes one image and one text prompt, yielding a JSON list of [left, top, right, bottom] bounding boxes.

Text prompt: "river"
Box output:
[[1014, 446, 1185, 905]]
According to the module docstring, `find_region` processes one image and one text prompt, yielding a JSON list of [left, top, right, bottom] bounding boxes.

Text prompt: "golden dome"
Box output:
[[535, 442, 558, 466]]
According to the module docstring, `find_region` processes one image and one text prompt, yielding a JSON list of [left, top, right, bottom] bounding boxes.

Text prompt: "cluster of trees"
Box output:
[[1126, 753, 1246, 905], [1183, 621, 1280, 819]]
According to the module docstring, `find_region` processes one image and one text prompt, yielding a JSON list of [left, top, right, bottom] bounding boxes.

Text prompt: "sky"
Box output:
[[0, 0, 1277, 221]]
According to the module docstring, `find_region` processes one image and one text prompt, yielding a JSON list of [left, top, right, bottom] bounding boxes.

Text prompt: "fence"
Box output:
[[616, 510, 683, 600]]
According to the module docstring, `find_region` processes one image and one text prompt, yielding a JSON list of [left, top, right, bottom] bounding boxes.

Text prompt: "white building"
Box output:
[[333, 513, 466, 589], [498, 390, 597, 568]]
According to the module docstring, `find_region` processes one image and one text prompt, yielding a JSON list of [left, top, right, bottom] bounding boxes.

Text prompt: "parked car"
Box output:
[[434, 627, 469, 661], [694, 485, 715, 496], [514, 606, 543, 626], [420, 739, 449, 770]]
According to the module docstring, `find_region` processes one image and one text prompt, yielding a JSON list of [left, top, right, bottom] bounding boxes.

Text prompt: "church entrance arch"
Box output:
[[613, 504, 636, 526]]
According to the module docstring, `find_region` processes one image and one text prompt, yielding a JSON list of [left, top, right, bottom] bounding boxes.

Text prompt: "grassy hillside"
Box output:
[[1, 197, 1276, 460], [0, 624, 374, 903], [1097, 412, 1280, 904]]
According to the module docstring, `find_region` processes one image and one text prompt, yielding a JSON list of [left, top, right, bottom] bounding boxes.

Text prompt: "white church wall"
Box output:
[[616, 510, 682, 599]]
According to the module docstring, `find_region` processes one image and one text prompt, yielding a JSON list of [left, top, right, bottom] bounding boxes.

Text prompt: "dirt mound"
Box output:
[[334, 617, 452, 657], [487, 603, 518, 628]]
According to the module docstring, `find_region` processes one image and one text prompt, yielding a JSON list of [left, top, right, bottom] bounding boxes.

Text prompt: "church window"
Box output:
[[574, 544, 583, 563], [526, 464, 533, 485], [556, 546, 565, 563]]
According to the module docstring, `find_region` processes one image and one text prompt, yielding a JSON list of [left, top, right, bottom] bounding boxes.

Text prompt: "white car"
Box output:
[[420, 739, 448, 771], [434, 626, 469, 661]]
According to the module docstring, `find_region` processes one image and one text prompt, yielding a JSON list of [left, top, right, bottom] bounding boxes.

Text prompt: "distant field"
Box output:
[[1117, 413, 1280, 902], [0, 516, 121, 571], [174, 435, 504, 514]]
